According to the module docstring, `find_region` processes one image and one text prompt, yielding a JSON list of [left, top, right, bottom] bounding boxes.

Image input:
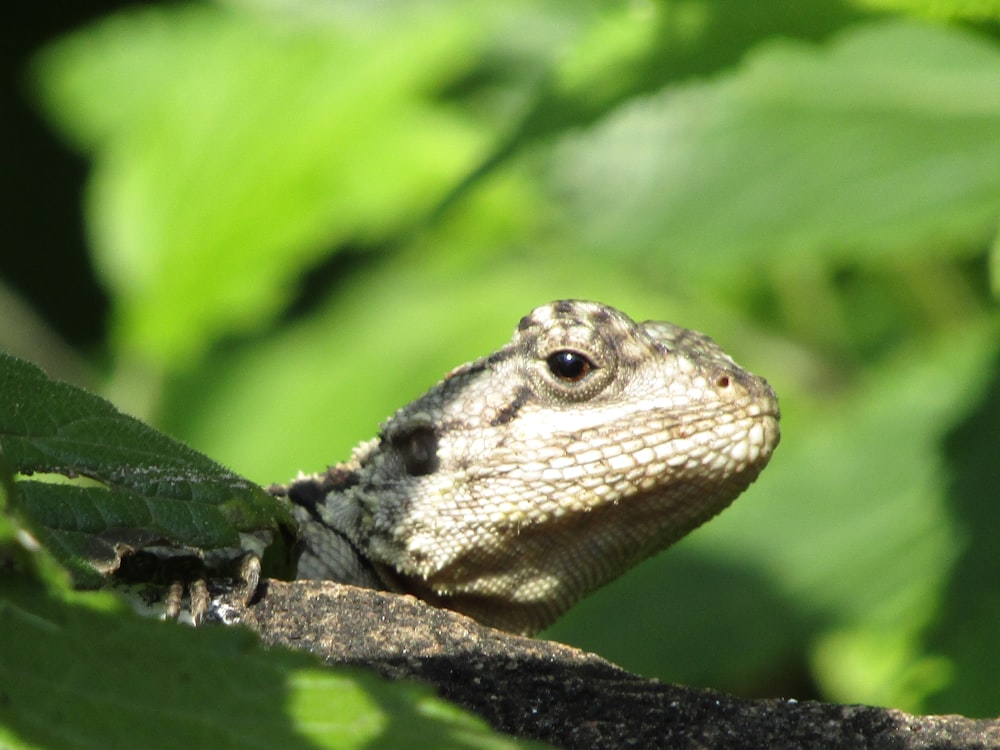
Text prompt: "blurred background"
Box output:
[[3, 0, 1000, 717]]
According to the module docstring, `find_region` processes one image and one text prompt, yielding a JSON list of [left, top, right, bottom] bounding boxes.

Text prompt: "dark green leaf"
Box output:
[[0, 570, 535, 750], [0, 353, 294, 583]]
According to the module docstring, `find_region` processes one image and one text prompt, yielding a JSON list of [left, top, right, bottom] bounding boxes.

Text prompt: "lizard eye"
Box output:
[[546, 350, 595, 382]]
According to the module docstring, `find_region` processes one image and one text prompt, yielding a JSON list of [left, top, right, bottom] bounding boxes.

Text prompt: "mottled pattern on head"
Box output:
[[288, 300, 780, 634]]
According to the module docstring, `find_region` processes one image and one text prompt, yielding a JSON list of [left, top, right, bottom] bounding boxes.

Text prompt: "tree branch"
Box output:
[[228, 580, 999, 749]]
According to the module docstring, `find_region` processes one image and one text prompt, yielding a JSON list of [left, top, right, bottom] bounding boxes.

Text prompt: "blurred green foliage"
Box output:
[[8, 0, 1000, 723]]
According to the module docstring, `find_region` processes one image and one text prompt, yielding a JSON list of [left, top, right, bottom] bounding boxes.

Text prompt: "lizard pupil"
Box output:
[[546, 350, 593, 382]]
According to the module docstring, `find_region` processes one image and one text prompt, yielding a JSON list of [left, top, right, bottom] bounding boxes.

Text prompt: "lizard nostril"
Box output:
[[714, 374, 731, 389]]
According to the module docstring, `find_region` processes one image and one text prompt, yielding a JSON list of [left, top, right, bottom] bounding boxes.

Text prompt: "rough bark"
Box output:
[[226, 579, 1000, 750]]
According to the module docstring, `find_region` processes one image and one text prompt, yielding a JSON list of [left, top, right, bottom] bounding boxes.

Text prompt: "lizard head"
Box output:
[[359, 300, 780, 634]]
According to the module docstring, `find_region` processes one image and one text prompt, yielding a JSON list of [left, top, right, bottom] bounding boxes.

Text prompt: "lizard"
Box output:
[[270, 300, 780, 636]]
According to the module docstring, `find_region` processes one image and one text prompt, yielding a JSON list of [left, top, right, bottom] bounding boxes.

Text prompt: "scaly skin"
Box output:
[[274, 300, 780, 635]]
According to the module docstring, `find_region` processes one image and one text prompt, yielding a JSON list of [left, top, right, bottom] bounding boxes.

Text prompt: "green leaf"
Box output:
[[31, 3, 489, 367], [851, 0, 1000, 21], [550, 20, 1000, 277], [921, 343, 1000, 716], [0, 578, 535, 750], [442, 0, 860, 207], [0, 352, 294, 584], [991, 227, 1000, 299]]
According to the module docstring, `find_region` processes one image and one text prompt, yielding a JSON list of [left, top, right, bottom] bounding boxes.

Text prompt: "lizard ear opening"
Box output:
[[389, 425, 440, 476]]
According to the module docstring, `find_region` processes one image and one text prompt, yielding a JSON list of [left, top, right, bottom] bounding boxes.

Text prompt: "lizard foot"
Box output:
[[113, 546, 262, 625]]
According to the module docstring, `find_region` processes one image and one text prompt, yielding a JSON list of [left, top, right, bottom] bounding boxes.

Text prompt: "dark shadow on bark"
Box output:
[[226, 579, 1000, 750]]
